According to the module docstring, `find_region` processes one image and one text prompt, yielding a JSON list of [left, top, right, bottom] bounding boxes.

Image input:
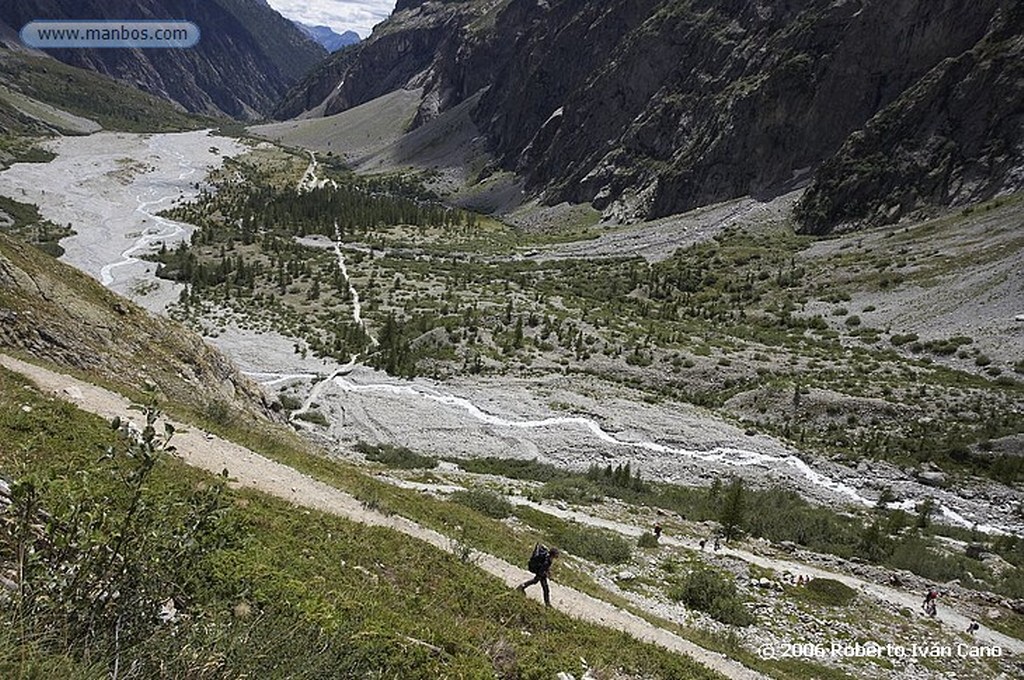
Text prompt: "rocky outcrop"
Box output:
[[281, 0, 1023, 226], [0, 0, 325, 119], [795, 5, 1024, 233]]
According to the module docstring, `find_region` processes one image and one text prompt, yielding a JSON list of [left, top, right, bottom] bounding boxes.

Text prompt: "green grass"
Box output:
[[0, 365, 723, 679], [450, 488, 515, 519], [666, 566, 753, 626]]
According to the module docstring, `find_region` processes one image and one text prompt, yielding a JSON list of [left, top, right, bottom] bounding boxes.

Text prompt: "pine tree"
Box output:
[[718, 477, 746, 542]]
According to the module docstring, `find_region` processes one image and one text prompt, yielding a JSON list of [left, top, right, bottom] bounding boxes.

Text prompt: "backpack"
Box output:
[[527, 543, 549, 574]]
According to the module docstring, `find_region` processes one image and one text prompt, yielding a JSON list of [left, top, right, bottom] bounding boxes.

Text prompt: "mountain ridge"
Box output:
[[279, 0, 1024, 231], [294, 21, 359, 53], [0, 0, 325, 119]]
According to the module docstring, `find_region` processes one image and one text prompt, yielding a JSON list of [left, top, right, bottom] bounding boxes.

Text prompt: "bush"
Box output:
[[795, 578, 856, 606], [278, 394, 302, 410], [203, 398, 234, 425], [885, 536, 985, 583], [890, 333, 918, 346], [540, 478, 604, 504], [296, 409, 330, 426], [1, 408, 234, 664], [449, 456, 571, 482], [450, 489, 514, 519], [667, 567, 753, 626], [549, 522, 632, 564], [638, 532, 660, 549], [355, 442, 437, 469]]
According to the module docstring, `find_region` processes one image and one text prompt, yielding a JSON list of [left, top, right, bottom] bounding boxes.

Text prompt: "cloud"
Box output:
[[266, 0, 394, 38]]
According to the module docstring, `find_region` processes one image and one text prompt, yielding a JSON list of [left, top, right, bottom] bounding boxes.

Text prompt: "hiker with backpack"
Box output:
[[922, 587, 939, 617], [517, 544, 561, 607]]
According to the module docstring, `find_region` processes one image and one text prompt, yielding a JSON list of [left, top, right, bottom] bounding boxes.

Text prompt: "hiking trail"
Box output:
[[0, 353, 764, 680]]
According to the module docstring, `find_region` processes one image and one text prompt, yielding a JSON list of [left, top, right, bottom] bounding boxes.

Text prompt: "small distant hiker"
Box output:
[[653, 522, 662, 540], [923, 587, 939, 617], [966, 620, 979, 635], [699, 539, 706, 551], [518, 544, 561, 607], [713, 535, 721, 551]]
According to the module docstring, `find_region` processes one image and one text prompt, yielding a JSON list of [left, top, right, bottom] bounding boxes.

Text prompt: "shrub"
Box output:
[[450, 488, 514, 519], [278, 394, 302, 410], [638, 532, 660, 549], [890, 333, 918, 346], [355, 442, 437, 469], [203, 398, 234, 425], [548, 522, 632, 564], [795, 578, 857, 606], [626, 349, 654, 367], [296, 409, 330, 426], [1, 408, 234, 664], [540, 478, 604, 504], [885, 536, 984, 583], [449, 456, 571, 482], [668, 567, 753, 626]]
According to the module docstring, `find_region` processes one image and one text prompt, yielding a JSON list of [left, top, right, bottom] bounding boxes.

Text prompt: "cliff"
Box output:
[[281, 0, 1023, 229]]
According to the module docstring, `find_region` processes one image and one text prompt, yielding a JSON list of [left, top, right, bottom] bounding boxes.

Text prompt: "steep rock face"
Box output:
[[0, 0, 325, 119], [481, 0, 1006, 219], [283, 0, 1022, 224], [274, 46, 364, 120], [796, 5, 1024, 233]]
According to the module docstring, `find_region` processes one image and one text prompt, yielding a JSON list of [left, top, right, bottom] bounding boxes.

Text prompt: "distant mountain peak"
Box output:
[[294, 22, 359, 53]]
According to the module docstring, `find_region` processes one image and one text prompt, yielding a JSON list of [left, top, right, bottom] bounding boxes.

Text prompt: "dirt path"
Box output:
[[505, 499, 1024, 655], [0, 354, 762, 680]]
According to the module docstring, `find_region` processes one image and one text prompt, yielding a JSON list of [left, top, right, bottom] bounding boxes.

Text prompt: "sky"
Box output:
[[266, 0, 394, 38]]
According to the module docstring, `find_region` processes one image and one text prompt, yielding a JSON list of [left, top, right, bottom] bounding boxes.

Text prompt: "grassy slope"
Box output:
[[0, 365, 723, 679], [0, 232, 275, 429], [0, 52, 205, 133]]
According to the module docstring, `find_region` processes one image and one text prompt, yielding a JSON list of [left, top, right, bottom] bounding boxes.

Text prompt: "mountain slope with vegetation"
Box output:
[[0, 48, 202, 138], [0, 231, 273, 425], [0, 361, 724, 680]]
